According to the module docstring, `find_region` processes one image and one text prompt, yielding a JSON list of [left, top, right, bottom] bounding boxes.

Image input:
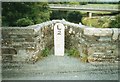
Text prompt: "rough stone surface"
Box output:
[[84, 28, 113, 36], [112, 28, 119, 40], [1, 20, 120, 63]]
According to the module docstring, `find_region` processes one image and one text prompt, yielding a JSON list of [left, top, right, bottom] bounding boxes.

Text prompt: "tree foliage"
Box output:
[[2, 2, 51, 26], [109, 14, 120, 28], [50, 10, 67, 20], [50, 10, 83, 24], [16, 18, 34, 27], [67, 11, 83, 23]]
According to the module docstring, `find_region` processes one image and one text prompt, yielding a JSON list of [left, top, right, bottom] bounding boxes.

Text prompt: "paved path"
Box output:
[[2, 55, 119, 80]]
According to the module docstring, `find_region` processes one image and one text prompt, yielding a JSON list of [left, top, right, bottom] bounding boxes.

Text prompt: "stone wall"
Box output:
[[1, 20, 120, 63], [1, 21, 54, 62], [83, 28, 119, 62], [61, 21, 120, 62], [0, 27, 1, 61]]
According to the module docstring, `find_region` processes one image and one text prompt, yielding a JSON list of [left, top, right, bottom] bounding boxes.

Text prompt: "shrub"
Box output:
[[67, 11, 83, 24], [16, 18, 34, 26], [79, 2, 88, 5], [67, 48, 80, 57], [109, 14, 120, 28], [41, 48, 50, 57]]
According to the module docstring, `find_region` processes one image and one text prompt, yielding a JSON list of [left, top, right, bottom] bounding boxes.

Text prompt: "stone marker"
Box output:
[[54, 23, 65, 56]]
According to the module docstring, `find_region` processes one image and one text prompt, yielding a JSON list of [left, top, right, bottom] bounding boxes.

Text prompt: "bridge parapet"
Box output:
[[1, 20, 120, 63], [1, 21, 54, 62], [50, 20, 119, 62], [55, 20, 120, 62]]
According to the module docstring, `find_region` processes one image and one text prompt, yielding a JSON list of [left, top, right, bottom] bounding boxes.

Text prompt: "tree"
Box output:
[[109, 14, 120, 28], [67, 11, 83, 23], [79, 2, 88, 5], [16, 18, 34, 27], [2, 2, 51, 26], [50, 10, 67, 20]]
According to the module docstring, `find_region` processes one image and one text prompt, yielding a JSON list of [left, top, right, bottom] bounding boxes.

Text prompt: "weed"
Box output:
[[41, 48, 50, 57], [67, 48, 80, 57]]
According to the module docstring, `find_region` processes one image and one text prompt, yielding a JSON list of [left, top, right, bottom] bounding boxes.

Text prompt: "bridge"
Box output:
[[1, 20, 120, 80], [1, 20, 120, 63], [49, 4, 119, 18], [49, 4, 119, 12]]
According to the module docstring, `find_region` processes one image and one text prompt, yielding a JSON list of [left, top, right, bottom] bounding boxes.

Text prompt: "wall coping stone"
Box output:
[[1, 20, 120, 39]]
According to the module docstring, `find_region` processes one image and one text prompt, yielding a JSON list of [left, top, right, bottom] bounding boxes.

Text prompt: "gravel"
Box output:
[[2, 55, 119, 80]]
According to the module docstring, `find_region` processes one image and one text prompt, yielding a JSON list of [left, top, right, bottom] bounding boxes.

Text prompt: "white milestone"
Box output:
[[54, 23, 65, 56]]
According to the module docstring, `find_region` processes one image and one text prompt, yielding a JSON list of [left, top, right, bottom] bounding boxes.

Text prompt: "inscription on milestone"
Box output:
[[57, 25, 61, 35], [54, 23, 65, 56]]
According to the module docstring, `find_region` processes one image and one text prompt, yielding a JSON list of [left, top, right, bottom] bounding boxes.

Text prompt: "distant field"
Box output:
[[80, 4, 118, 28], [85, 4, 118, 8], [82, 16, 115, 28]]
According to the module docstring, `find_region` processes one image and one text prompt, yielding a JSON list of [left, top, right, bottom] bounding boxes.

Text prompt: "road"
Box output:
[[2, 55, 119, 80], [49, 4, 119, 12]]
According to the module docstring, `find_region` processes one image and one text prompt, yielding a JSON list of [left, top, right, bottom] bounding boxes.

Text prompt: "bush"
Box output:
[[67, 48, 80, 57], [79, 2, 88, 5], [50, 10, 67, 20], [41, 48, 50, 57], [67, 11, 82, 24], [16, 18, 34, 26], [109, 14, 120, 28]]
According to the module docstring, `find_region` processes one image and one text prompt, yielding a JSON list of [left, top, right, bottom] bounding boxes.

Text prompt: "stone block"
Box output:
[[84, 28, 94, 36], [98, 36, 111, 42], [119, 35, 120, 41], [112, 28, 119, 40], [2, 28, 35, 35], [94, 28, 113, 36], [93, 52, 105, 56], [84, 28, 113, 36], [88, 47, 94, 55]]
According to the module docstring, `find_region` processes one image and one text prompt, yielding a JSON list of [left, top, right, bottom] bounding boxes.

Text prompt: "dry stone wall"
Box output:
[[1, 21, 54, 62], [1, 20, 120, 63], [62, 21, 120, 63]]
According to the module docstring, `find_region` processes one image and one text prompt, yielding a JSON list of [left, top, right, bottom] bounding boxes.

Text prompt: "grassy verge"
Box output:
[[82, 16, 115, 28]]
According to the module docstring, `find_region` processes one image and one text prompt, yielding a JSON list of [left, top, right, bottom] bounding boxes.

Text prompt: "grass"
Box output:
[[85, 4, 118, 8], [82, 16, 114, 28], [67, 48, 80, 57], [41, 48, 50, 57]]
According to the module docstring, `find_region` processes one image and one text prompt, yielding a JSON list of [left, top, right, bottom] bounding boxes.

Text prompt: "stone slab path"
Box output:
[[2, 55, 119, 80]]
